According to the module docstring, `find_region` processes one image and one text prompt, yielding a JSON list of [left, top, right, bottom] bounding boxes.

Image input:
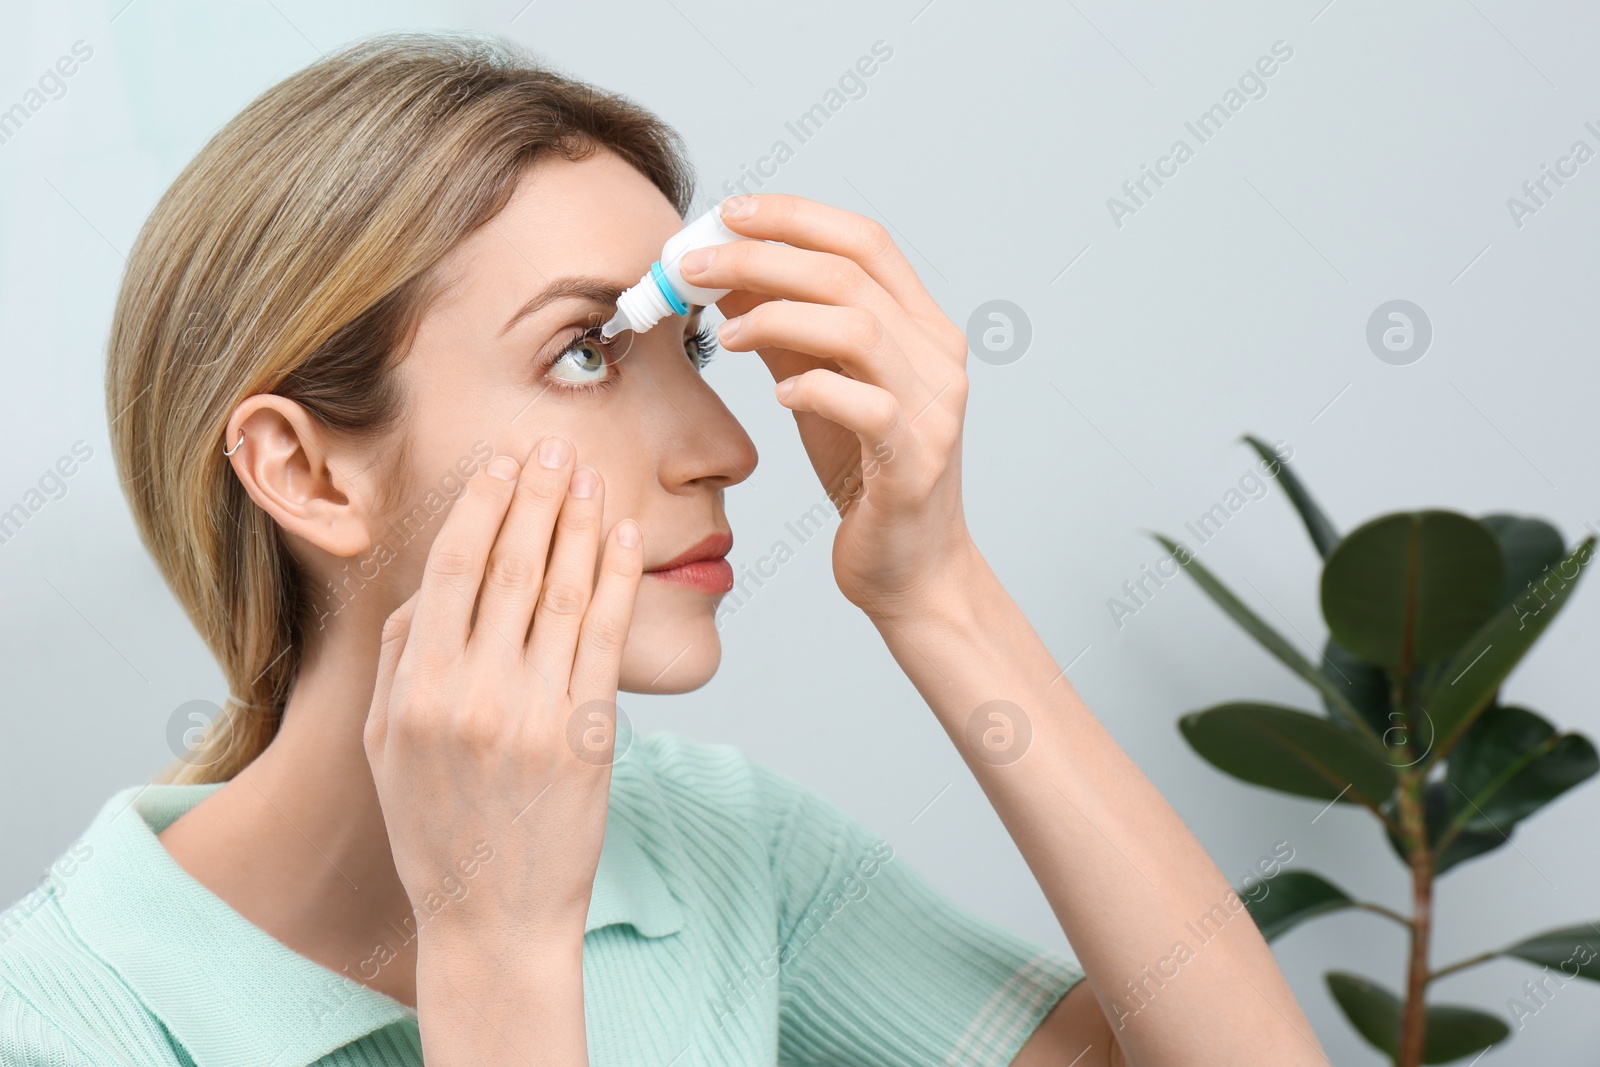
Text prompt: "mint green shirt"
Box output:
[[0, 719, 1084, 1065]]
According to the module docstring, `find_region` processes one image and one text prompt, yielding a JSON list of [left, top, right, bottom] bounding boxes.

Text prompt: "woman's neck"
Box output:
[[157, 616, 423, 1008]]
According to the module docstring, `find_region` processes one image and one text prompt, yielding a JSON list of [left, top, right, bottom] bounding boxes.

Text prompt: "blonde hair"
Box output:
[[106, 32, 695, 784]]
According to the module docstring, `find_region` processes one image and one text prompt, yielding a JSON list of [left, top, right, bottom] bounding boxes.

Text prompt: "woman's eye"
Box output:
[[688, 322, 720, 371], [540, 319, 717, 396], [546, 331, 613, 388]]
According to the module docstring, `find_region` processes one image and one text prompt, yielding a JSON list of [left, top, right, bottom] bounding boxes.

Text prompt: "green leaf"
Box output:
[[1425, 537, 1597, 758], [1420, 1005, 1512, 1063], [1179, 702, 1398, 808], [1502, 924, 1600, 981], [1320, 512, 1504, 669], [1152, 533, 1375, 739], [1244, 871, 1355, 941], [1321, 636, 1396, 740], [1325, 972, 1510, 1063], [1446, 705, 1599, 832], [1242, 434, 1339, 559], [1434, 828, 1506, 875], [1326, 971, 1401, 1057], [1480, 514, 1565, 609], [1322, 636, 1448, 768]]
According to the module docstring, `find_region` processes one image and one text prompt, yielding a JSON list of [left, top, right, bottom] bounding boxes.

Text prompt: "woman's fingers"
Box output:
[[689, 238, 921, 354], [409, 453, 524, 654], [408, 432, 639, 711], [568, 518, 645, 706], [715, 193, 949, 332], [363, 590, 419, 762], [720, 300, 933, 410], [473, 435, 576, 656], [523, 464, 607, 687], [774, 368, 915, 469]]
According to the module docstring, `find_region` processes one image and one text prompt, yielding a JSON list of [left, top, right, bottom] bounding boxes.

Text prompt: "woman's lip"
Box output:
[[646, 531, 733, 572], [644, 558, 734, 593]]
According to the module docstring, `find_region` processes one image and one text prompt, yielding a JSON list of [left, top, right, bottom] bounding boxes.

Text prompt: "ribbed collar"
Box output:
[[57, 717, 685, 1067]]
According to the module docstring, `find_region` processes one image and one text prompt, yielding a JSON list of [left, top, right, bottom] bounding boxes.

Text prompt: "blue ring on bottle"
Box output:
[[650, 260, 691, 316]]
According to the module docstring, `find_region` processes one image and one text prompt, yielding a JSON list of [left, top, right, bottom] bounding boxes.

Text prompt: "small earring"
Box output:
[[223, 430, 245, 456]]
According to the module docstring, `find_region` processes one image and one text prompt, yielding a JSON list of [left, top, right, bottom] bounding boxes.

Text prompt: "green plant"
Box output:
[[1157, 434, 1600, 1066]]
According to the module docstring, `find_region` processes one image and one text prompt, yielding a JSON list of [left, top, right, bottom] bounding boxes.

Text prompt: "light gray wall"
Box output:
[[3, 0, 1596, 1062]]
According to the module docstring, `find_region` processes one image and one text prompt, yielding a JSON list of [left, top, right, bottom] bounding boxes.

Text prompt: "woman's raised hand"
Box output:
[[361, 434, 643, 1062], [679, 193, 975, 623]]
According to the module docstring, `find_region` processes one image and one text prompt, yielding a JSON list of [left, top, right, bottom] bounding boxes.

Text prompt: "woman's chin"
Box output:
[[616, 608, 724, 694]]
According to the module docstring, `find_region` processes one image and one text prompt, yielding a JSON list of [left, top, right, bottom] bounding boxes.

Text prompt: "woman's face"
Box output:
[[384, 147, 758, 693]]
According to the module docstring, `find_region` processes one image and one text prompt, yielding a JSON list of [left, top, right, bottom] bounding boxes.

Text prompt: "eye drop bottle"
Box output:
[[600, 200, 761, 340]]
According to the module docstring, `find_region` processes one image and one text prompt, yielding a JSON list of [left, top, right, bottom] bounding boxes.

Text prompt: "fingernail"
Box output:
[[571, 467, 597, 498], [722, 195, 756, 220], [775, 377, 797, 401], [680, 247, 714, 276], [488, 455, 519, 480], [539, 436, 570, 468], [618, 520, 640, 547], [719, 315, 742, 342]]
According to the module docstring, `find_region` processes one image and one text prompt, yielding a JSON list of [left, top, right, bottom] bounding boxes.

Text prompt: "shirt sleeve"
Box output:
[[751, 761, 1086, 1067]]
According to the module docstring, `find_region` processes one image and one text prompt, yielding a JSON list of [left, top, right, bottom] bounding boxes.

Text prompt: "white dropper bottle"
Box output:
[[600, 199, 762, 340]]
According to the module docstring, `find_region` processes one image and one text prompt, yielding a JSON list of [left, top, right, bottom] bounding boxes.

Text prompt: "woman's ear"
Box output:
[[222, 395, 376, 558]]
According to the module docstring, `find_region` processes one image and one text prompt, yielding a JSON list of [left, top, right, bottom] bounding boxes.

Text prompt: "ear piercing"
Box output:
[[223, 430, 245, 456]]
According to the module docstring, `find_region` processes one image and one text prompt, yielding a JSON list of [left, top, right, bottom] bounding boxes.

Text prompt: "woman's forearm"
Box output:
[[861, 541, 1325, 1065], [416, 929, 589, 1066]]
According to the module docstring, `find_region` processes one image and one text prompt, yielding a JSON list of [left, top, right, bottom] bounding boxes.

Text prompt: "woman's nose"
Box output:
[[655, 374, 758, 491]]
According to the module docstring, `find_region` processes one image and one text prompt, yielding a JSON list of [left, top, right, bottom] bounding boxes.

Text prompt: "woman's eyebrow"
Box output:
[[498, 276, 629, 337]]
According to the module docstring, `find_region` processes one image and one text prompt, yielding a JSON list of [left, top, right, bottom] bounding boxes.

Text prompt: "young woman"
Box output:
[[0, 32, 1324, 1066]]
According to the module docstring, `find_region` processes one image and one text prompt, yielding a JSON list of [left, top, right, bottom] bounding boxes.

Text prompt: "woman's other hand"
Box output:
[[681, 193, 975, 622], [361, 434, 644, 1061]]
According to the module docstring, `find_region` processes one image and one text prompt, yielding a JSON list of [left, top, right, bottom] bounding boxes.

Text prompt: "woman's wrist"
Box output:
[[416, 928, 589, 1065], [857, 536, 992, 634], [416, 911, 588, 984]]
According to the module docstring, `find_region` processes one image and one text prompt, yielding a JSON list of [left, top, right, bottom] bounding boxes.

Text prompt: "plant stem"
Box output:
[[1395, 771, 1434, 1067], [1429, 949, 1500, 984], [1352, 901, 1411, 928], [1389, 569, 1433, 1067]]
